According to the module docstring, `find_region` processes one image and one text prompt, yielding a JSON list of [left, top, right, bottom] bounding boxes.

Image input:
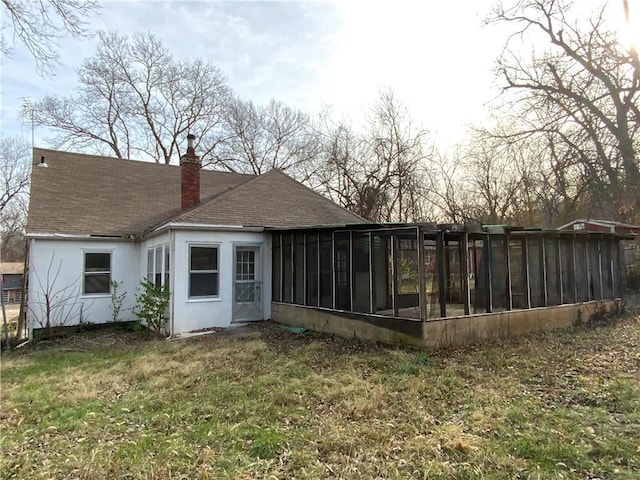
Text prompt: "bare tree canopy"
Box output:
[[0, 135, 30, 213], [488, 0, 640, 221], [33, 31, 232, 164], [0, 135, 30, 261], [1, 0, 100, 74], [312, 89, 433, 223], [213, 97, 318, 177]]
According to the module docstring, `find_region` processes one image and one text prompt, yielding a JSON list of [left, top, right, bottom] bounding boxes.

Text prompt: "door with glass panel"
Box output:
[[233, 246, 262, 321]]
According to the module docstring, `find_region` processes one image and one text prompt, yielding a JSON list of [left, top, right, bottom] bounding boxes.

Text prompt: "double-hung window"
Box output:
[[84, 252, 111, 295], [189, 245, 219, 298], [147, 245, 170, 288]]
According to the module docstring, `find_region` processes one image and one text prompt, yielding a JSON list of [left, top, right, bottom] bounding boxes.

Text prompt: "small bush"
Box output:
[[110, 280, 128, 323], [134, 279, 169, 335]]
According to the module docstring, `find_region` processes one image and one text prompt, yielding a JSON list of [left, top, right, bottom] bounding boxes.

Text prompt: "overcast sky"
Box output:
[[1, 0, 636, 153]]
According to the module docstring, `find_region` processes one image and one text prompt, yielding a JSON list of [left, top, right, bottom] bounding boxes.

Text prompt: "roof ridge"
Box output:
[[145, 172, 260, 232], [28, 148, 256, 236], [33, 148, 255, 180], [266, 169, 369, 223], [169, 170, 272, 220], [155, 168, 366, 232], [34, 147, 164, 165]]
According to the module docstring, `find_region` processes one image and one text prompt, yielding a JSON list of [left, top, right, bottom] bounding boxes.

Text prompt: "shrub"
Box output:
[[134, 279, 169, 335], [110, 280, 128, 323]]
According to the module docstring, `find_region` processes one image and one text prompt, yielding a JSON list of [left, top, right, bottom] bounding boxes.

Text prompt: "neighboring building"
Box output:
[[558, 219, 640, 287], [1, 262, 24, 304], [26, 137, 364, 335], [558, 219, 640, 235]]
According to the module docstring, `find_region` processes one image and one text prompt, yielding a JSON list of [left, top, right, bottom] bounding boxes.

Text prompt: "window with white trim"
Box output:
[[147, 245, 170, 288], [84, 252, 111, 295], [189, 245, 219, 298]]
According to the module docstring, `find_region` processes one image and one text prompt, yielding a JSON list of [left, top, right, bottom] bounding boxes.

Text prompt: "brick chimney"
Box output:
[[181, 134, 201, 210]]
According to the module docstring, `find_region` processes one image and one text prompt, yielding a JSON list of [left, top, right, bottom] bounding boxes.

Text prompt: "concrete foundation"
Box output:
[[271, 299, 623, 349]]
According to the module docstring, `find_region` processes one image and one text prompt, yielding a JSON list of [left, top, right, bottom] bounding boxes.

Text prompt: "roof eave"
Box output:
[[25, 232, 132, 241], [150, 222, 265, 236]]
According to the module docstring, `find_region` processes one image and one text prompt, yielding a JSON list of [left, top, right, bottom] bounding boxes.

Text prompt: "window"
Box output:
[[164, 247, 170, 287], [147, 250, 154, 282], [155, 247, 163, 286], [147, 245, 170, 288], [84, 252, 111, 295], [272, 234, 281, 302], [236, 249, 255, 280], [189, 245, 219, 298]]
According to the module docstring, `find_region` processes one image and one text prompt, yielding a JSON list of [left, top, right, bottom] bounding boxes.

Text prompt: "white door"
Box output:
[[233, 246, 262, 322]]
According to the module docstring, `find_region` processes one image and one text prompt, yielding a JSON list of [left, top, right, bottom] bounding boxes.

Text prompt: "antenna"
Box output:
[[20, 97, 35, 148]]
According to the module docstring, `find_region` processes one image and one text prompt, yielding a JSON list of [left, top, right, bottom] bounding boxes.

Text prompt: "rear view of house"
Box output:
[[25, 137, 364, 336], [25, 138, 628, 348]]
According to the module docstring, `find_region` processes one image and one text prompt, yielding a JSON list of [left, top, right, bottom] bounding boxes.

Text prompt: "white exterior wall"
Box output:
[[171, 230, 271, 334], [27, 238, 140, 331], [27, 229, 273, 336]]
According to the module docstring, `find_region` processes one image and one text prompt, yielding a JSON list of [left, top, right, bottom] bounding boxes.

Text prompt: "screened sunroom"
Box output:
[[270, 224, 626, 323]]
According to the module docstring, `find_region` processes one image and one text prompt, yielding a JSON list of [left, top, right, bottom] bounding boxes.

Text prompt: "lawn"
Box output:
[[1, 312, 639, 479]]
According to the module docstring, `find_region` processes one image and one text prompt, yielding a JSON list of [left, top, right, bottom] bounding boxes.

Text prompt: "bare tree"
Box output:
[[1, 205, 27, 262], [311, 89, 433, 223], [427, 149, 485, 225], [28, 252, 90, 331], [0, 135, 30, 213], [213, 97, 318, 177], [1, 0, 100, 74], [365, 88, 432, 222], [489, 0, 640, 221], [311, 119, 386, 220], [33, 31, 231, 164], [0, 136, 30, 262]]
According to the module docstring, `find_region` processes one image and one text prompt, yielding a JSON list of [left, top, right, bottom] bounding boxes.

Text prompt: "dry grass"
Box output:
[[1, 311, 639, 479]]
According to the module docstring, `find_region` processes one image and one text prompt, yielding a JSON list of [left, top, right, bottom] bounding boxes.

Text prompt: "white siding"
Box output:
[[27, 229, 273, 336], [171, 230, 271, 334], [27, 238, 140, 331]]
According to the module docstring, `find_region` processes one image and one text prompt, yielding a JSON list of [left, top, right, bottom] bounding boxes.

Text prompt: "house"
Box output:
[[558, 219, 640, 286], [558, 219, 640, 235], [26, 136, 364, 335], [26, 138, 628, 347], [1, 262, 24, 304]]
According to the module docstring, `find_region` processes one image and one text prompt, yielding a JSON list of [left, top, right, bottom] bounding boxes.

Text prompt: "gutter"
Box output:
[[149, 222, 265, 236], [25, 233, 131, 241]]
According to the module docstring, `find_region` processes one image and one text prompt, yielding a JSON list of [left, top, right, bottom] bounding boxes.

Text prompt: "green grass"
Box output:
[[1, 314, 639, 479]]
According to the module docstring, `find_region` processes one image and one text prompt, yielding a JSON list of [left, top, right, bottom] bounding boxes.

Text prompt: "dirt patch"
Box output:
[[256, 320, 388, 355], [11, 323, 164, 353]]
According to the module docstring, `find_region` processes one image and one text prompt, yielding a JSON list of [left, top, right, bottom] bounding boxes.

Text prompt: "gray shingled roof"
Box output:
[[27, 148, 365, 237], [28, 148, 253, 236], [170, 169, 366, 228]]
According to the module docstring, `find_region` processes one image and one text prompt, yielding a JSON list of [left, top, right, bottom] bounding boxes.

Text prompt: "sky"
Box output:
[[1, 0, 638, 153]]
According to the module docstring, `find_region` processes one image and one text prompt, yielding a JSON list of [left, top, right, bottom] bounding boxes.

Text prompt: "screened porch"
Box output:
[[270, 224, 625, 321]]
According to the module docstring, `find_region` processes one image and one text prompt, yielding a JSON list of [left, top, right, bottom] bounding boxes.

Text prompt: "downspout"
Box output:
[[169, 228, 176, 338], [28, 238, 35, 341]]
